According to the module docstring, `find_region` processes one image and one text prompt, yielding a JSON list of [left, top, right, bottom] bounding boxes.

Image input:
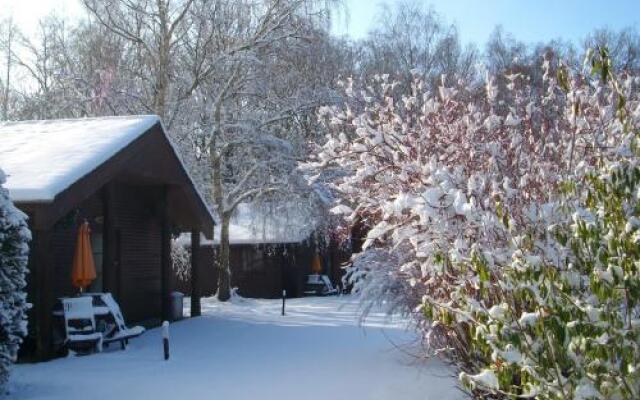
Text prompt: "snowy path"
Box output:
[[10, 296, 462, 400]]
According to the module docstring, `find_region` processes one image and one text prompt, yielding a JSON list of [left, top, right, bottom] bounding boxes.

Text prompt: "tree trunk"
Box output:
[[190, 230, 201, 316], [217, 213, 231, 301], [3, 21, 12, 120], [154, 0, 170, 120]]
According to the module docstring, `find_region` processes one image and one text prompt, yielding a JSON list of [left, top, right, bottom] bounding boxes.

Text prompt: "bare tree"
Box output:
[[11, 15, 73, 119], [186, 0, 338, 301], [356, 1, 478, 87], [82, 0, 199, 123], [78, 0, 341, 301], [584, 27, 640, 73], [0, 17, 18, 120]]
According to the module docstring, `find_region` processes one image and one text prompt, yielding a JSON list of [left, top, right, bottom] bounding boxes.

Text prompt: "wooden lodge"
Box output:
[[177, 234, 318, 299], [0, 116, 215, 360], [175, 203, 348, 300]]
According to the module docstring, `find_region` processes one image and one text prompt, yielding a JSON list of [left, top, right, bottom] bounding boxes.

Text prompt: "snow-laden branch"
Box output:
[[304, 60, 640, 397]]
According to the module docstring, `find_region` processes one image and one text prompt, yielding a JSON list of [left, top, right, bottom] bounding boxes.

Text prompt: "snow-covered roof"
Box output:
[[0, 115, 160, 202], [177, 202, 318, 246]]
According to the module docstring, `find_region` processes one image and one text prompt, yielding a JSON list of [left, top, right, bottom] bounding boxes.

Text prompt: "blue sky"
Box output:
[[333, 0, 640, 46], [1, 0, 637, 48]]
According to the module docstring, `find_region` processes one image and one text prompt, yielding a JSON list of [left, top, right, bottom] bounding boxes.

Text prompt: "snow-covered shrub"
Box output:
[[0, 168, 30, 390], [345, 247, 419, 319], [459, 159, 640, 399], [171, 239, 191, 283], [455, 52, 640, 398], [307, 48, 640, 397]]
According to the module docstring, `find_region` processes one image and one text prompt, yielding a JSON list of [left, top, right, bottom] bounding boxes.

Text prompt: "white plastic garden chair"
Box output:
[[61, 297, 103, 354], [86, 293, 145, 350]]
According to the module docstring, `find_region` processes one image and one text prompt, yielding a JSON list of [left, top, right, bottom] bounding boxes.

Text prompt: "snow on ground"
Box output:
[[9, 295, 462, 400]]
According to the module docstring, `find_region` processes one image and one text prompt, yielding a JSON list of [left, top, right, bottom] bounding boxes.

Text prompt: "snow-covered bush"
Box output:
[[345, 247, 419, 318], [456, 52, 640, 398], [171, 239, 191, 283], [0, 168, 30, 390], [459, 158, 640, 399], [307, 48, 640, 397]]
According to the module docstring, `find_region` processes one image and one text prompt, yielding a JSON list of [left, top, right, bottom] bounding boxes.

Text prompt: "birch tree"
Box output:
[[0, 18, 18, 120], [82, 0, 200, 123], [9, 15, 126, 119], [184, 0, 338, 301], [11, 16, 63, 119], [356, 1, 477, 87], [80, 0, 340, 301]]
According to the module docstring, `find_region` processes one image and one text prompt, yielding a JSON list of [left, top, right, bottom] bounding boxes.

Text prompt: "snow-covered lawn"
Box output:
[[10, 295, 462, 400]]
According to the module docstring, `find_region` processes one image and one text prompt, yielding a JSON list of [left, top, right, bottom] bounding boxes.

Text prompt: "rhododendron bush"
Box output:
[[306, 50, 640, 398]]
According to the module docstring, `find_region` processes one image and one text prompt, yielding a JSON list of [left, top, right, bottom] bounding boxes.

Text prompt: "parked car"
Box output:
[[304, 274, 339, 296]]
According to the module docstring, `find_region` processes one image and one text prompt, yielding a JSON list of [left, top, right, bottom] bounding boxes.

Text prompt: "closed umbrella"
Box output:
[[311, 254, 322, 274], [71, 221, 96, 292]]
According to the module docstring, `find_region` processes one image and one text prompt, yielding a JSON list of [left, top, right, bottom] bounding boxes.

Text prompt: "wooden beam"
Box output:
[[102, 183, 118, 296], [160, 187, 172, 321], [190, 230, 201, 317], [280, 246, 286, 301], [33, 228, 55, 360]]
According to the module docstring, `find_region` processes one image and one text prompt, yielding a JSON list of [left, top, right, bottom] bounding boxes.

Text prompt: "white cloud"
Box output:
[[0, 0, 84, 36]]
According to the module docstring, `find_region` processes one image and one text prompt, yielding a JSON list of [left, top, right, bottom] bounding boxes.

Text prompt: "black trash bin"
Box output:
[[169, 291, 184, 321]]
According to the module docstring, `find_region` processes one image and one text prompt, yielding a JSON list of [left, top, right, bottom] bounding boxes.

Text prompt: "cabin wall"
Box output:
[[45, 184, 164, 323], [112, 184, 163, 323], [12, 122, 215, 361], [328, 238, 350, 290], [19, 182, 167, 361], [175, 241, 318, 299], [174, 244, 216, 297], [20, 192, 106, 358], [230, 244, 280, 298], [51, 193, 104, 299], [295, 242, 313, 294]]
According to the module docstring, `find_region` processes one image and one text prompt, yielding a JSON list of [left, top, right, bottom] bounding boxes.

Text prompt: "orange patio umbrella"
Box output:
[[311, 254, 323, 274], [71, 221, 96, 292]]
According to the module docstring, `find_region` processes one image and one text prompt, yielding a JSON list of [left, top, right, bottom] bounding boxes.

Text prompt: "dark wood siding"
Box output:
[[15, 121, 215, 361], [21, 183, 169, 360], [113, 184, 163, 323], [45, 184, 163, 324], [231, 244, 283, 298], [176, 241, 317, 299], [51, 193, 104, 300]]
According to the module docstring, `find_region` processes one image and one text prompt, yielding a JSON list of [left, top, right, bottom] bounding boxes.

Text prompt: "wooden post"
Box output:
[[114, 229, 122, 303], [280, 246, 286, 304], [33, 229, 55, 360], [102, 184, 117, 296], [190, 230, 201, 317], [162, 321, 170, 360], [160, 188, 172, 321], [282, 289, 286, 316]]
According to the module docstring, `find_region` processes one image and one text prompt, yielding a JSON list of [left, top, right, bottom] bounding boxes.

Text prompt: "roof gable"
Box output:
[[0, 115, 159, 202], [0, 115, 215, 236]]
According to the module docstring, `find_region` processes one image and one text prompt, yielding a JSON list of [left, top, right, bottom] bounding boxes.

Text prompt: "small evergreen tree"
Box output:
[[0, 168, 30, 390]]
